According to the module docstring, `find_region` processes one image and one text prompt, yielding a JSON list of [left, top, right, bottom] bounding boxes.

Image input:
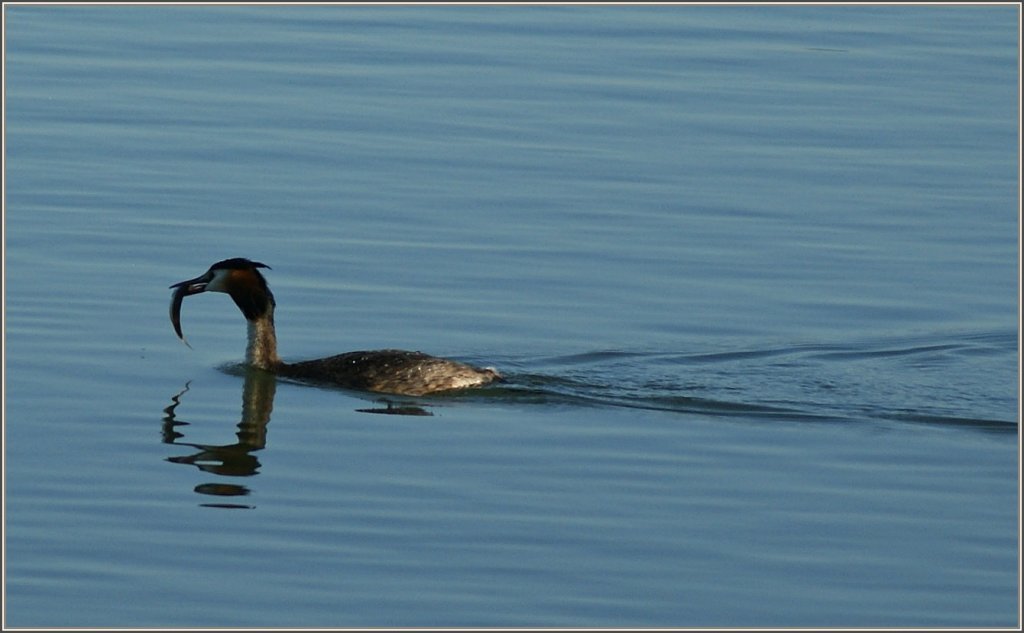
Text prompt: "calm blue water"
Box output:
[[4, 4, 1020, 628]]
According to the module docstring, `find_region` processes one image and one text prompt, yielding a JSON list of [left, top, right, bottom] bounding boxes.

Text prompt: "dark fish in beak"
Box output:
[[169, 273, 211, 347]]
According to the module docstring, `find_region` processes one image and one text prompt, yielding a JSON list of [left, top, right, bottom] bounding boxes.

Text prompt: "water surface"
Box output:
[[4, 4, 1019, 628]]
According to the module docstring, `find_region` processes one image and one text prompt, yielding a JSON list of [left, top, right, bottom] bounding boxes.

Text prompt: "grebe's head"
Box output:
[[170, 258, 275, 342]]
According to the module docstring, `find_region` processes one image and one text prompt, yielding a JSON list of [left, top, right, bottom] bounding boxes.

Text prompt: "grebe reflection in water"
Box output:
[[170, 258, 501, 397]]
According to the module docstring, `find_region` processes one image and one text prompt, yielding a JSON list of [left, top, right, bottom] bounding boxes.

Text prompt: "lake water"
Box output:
[[3, 4, 1020, 628]]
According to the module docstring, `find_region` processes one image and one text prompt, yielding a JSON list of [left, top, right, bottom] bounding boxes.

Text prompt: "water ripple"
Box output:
[[479, 329, 1018, 435]]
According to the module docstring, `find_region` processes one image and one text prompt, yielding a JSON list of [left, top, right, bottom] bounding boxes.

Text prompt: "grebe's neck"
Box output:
[[246, 307, 282, 370]]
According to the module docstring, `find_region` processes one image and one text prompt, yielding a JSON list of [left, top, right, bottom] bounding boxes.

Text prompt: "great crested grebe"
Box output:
[[169, 258, 501, 396]]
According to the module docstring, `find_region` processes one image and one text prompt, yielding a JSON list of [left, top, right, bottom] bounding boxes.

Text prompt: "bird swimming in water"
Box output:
[[169, 258, 501, 396]]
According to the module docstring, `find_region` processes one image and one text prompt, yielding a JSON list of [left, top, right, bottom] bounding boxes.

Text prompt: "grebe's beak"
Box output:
[[169, 271, 213, 345]]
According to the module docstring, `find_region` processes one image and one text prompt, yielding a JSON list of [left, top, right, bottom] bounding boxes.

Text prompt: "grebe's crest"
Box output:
[[207, 258, 275, 320]]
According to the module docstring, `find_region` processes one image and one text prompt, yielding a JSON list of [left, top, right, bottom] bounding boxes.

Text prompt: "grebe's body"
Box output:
[[170, 258, 500, 396]]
